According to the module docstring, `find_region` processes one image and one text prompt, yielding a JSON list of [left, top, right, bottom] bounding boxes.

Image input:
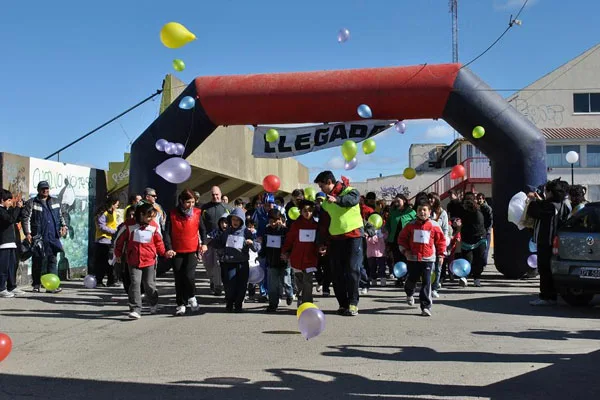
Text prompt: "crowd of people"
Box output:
[[0, 173, 588, 318]]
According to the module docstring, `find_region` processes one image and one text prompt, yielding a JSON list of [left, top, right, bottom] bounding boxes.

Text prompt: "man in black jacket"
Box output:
[[476, 193, 493, 267], [200, 186, 229, 295], [22, 181, 67, 293]]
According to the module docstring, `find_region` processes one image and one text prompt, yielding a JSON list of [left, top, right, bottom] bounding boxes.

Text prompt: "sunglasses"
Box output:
[[147, 194, 157, 198]]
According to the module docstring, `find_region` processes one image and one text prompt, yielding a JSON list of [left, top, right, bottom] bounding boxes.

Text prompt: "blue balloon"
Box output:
[[528, 239, 537, 253], [179, 96, 196, 110], [357, 104, 372, 119], [450, 259, 471, 278], [393, 261, 408, 278]]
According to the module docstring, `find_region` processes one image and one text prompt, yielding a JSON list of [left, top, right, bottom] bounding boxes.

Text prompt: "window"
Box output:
[[588, 145, 600, 167], [546, 145, 580, 168], [562, 207, 600, 233], [466, 144, 473, 158], [573, 93, 600, 113]]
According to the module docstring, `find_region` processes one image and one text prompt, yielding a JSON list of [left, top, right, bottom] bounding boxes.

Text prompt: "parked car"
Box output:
[[551, 202, 600, 306]]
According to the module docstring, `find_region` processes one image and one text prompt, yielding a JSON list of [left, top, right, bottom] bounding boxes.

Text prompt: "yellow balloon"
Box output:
[[160, 22, 196, 49], [341, 140, 358, 161], [288, 207, 300, 220], [296, 302, 318, 319], [403, 167, 417, 180], [41, 274, 60, 291]]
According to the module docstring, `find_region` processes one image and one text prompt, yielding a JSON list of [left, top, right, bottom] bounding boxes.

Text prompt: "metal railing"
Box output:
[[417, 157, 491, 199]]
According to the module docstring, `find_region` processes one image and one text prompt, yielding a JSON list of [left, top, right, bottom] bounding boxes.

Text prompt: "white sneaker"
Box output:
[[128, 311, 141, 319], [150, 305, 158, 314], [379, 278, 387, 287], [0, 290, 15, 298], [188, 297, 199, 312], [316, 285, 322, 293], [529, 298, 557, 306], [421, 308, 432, 317], [175, 305, 186, 316], [432, 290, 440, 298], [474, 279, 481, 287], [360, 288, 368, 295], [407, 296, 415, 306], [10, 288, 26, 296], [459, 277, 468, 287]]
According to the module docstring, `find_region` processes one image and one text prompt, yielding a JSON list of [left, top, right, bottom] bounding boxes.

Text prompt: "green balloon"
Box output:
[[362, 139, 376, 155], [41, 274, 61, 291], [472, 126, 485, 139], [341, 140, 358, 161], [288, 207, 300, 220], [368, 213, 383, 229], [265, 128, 279, 143], [304, 187, 317, 201], [172, 59, 186, 72]]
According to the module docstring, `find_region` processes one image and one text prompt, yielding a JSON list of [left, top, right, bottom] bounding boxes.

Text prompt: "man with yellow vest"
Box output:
[[315, 171, 363, 316], [94, 195, 120, 287]]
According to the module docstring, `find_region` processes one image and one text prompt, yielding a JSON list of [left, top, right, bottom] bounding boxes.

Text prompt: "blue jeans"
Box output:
[[329, 237, 362, 308], [267, 267, 293, 308], [432, 258, 442, 290], [32, 253, 58, 287], [258, 257, 268, 297]]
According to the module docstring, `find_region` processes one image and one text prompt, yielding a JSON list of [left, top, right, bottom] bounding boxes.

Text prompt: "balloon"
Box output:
[[173, 143, 185, 156], [368, 213, 383, 229], [341, 140, 358, 161], [357, 104, 372, 119], [304, 187, 317, 202], [288, 207, 300, 221], [472, 126, 485, 139], [155, 157, 192, 184], [403, 168, 416, 180], [265, 128, 279, 143], [165, 142, 178, 155], [362, 139, 376, 155], [566, 150, 579, 164], [507, 192, 528, 230], [450, 259, 471, 278], [172, 59, 185, 72], [0, 333, 12, 363], [155, 139, 169, 152], [41, 274, 60, 291], [527, 254, 538, 269], [337, 28, 350, 43], [529, 239, 537, 253], [160, 22, 196, 49], [296, 302, 318, 319], [262, 175, 281, 193], [450, 165, 465, 179], [394, 121, 407, 134], [393, 261, 408, 278], [179, 96, 195, 110], [83, 275, 97, 289], [298, 307, 326, 340], [344, 157, 358, 171], [248, 266, 265, 284]]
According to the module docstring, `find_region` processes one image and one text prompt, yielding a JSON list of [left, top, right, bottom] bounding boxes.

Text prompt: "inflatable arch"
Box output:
[[130, 63, 546, 278]]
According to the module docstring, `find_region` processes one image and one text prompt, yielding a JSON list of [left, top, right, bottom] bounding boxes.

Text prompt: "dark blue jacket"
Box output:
[[259, 225, 287, 269], [22, 195, 65, 253], [213, 208, 260, 263]]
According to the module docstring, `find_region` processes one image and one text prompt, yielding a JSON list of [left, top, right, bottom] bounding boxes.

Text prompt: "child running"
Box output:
[[398, 201, 446, 317]]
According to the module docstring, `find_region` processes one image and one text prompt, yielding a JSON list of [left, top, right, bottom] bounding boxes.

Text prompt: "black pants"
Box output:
[[173, 252, 197, 306], [94, 243, 115, 286], [32, 253, 58, 287], [0, 248, 17, 291], [221, 262, 249, 309], [405, 261, 433, 311], [315, 254, 332, 292], [329, 237, 362, 308], [461, 242, 486, 280], [537, 247, 557, 301]]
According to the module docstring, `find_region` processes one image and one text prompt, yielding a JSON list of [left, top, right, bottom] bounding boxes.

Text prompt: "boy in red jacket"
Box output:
[[282, 200, 319, 306], [114, 203, 171, 320], [397, 201, 446, 317]]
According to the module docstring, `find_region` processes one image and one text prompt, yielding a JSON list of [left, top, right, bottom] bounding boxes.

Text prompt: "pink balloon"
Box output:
[[298, 307, 326, 340]]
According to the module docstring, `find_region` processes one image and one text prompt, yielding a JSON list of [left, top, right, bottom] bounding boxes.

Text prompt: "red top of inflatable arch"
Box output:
[[194, 63, 461, 125]]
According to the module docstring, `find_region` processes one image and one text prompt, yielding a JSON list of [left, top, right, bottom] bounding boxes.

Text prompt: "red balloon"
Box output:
[[450, 165, 465, 180], [262, 175, 281, 193], [0, 333, 12, 362]]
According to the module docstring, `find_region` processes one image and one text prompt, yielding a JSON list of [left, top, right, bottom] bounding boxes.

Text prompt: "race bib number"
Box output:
[[133, 229, 153, 244], [299, 229, 316, 243], [305, 267, 317, 273], [413, 230, 430, 244], [266, 235, 282, 248], [226, 235, 244, 250]]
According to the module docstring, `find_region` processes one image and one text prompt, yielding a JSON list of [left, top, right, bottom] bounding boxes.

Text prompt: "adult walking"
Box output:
[[164, 189, 202, 316], [315, 171, 363, 317], [200, 186, 229, 295], [22, 181, 67, 293], [93, 195, 120, 287], [476, 193, 493, 267], [143, 187, 166, 232]]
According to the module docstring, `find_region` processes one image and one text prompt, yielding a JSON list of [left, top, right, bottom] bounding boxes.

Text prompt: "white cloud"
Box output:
[[424, 124, 454, 139], [327, 156, 346, 170], [493, 0, 538, 11]]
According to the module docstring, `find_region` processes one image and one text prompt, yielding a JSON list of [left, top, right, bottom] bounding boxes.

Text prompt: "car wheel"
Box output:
[[560, 289, 594, 307]]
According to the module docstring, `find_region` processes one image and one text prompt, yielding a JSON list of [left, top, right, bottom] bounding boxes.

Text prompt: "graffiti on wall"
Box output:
[[511, 98, 565, 126], [378, 185, 411, 200], [1, 154, 28, 199]]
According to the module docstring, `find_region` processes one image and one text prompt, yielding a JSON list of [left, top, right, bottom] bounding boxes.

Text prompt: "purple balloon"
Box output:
[[298, 307, 326, 340], [527, 254, 538, 269], [248, 266, 265, 284], [344, 157, 358, 170], [165, 143, 178, 155], [83, 275, 97, 289], [155, 157, 192, 184], [155, 139, 169, 152], [394, 121, 406, 134], [174, 143, 186, 156]]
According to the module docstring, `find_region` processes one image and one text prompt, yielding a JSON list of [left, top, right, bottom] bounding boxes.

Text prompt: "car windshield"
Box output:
[[562, 206, 600, 233]]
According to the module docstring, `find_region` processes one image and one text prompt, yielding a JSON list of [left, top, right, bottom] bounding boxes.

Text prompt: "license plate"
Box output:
[[579, 267, 600, 279]]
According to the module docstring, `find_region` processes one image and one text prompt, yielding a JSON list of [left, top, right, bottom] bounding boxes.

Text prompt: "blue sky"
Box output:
[[1, 0, 599, 182]]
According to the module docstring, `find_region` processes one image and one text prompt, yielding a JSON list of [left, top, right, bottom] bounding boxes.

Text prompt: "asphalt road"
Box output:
[[1, 265, 599, 400]]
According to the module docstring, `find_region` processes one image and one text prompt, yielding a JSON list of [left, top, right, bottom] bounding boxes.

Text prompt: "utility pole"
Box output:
[[449, 0, 458, 63]]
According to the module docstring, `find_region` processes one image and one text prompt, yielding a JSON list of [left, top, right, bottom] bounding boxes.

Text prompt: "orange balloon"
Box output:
[[0, 333, 12, 363]]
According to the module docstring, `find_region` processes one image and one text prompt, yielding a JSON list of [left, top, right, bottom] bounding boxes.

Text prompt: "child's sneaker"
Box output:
[[407, 296, 415, 306], [32, 285, 41, 293], [360, 288, 368, 295], [128, 311, 141, 319], [175, 305, 186, 316], [474, 279, 481, 287], [10, 288, 26, 296], [432, 290, 440, 298], [459, 277, 468, 287], [379, 278, 387, 287], [316, 285, 322, 292], [188, 297, 199, 312], [0, 290, 15, 298], [421, 308, 432, 317], [345, 305, 359, 316], [336, 307, 348, 315]]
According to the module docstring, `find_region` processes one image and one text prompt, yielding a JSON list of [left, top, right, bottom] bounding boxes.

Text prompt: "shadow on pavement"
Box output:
[[472, 328, 600, 341]]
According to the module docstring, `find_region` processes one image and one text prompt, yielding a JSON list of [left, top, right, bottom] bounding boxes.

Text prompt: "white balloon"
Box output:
[[565, 151, 579, 164], [507, 191, 528, 230], [155, 157, 192, 184]]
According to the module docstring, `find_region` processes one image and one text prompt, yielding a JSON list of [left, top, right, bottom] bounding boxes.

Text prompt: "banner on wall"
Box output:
[[29, 158, 96, 270], [251, 120, 395, 158]]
